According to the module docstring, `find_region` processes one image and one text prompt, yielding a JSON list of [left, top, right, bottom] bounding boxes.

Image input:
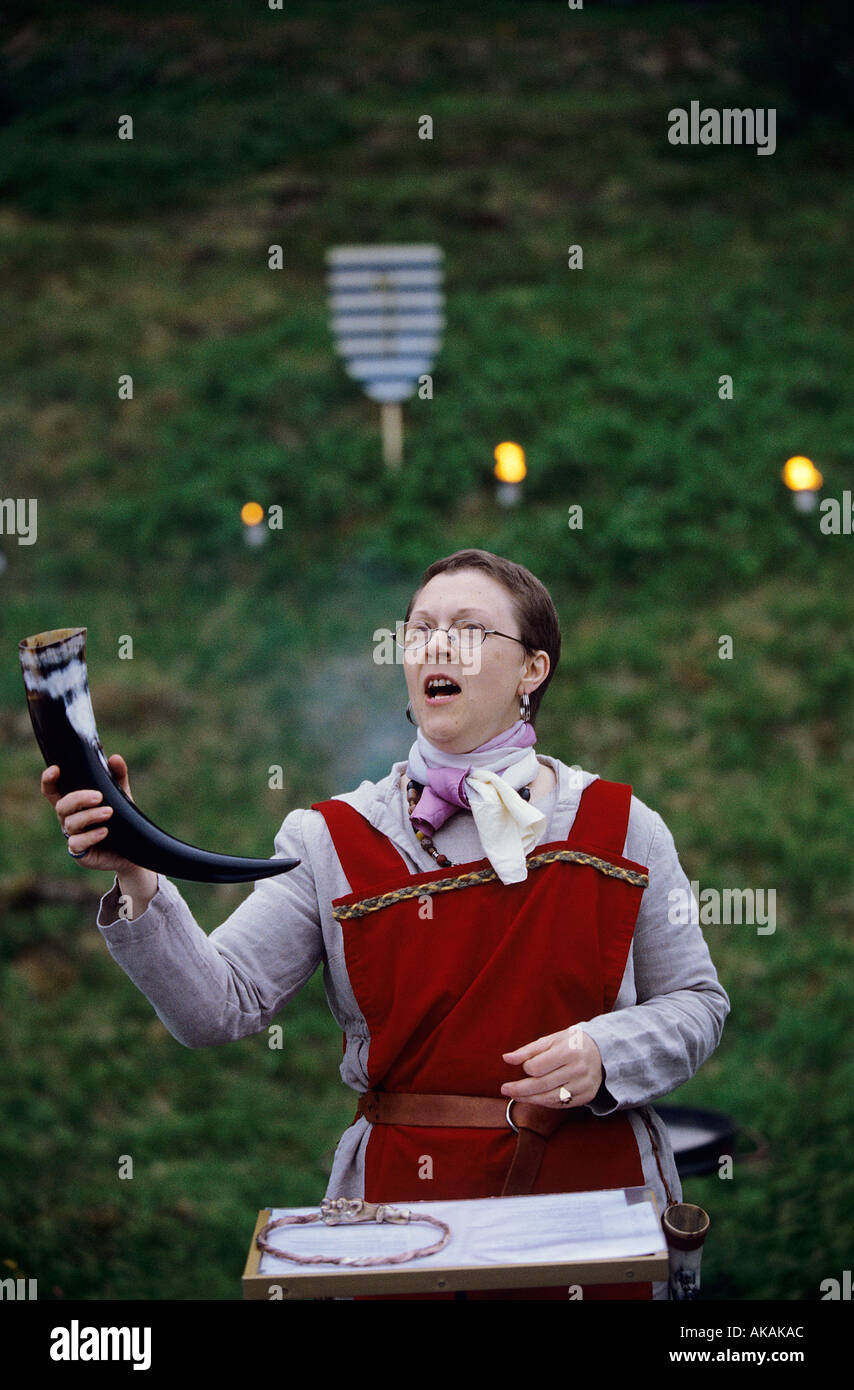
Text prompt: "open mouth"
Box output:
[[424, 675, 462, 703]]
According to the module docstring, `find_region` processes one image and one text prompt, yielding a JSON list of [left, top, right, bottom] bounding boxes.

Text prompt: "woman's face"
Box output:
[[402, 568, 549, 753]]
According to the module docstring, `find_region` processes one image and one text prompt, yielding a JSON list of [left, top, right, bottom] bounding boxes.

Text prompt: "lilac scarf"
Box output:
[[406, 720, 537, 834]]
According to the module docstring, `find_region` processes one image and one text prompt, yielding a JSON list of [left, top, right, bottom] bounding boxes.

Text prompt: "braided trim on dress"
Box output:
[[332, 849, 649, 920]]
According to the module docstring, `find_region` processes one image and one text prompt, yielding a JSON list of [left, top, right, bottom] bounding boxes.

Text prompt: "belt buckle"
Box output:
[[505, 1099, 519, 1135]]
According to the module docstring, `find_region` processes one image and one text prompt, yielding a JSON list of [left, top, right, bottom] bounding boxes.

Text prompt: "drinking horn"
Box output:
[[662, 1203, 710, 1300], [20, 627, 300, 884]]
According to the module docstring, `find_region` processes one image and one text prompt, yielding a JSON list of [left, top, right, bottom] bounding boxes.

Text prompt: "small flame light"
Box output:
[[494, 442, 526, 507], [241, 501, 267, 547], [782, 456, 823, 513]]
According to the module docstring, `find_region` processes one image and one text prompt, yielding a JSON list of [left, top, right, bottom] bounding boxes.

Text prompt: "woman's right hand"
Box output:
[[41, 753, 144, 877]]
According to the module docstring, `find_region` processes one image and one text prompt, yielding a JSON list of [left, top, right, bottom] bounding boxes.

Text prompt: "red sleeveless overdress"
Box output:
[[312, 776, 653, 1300]]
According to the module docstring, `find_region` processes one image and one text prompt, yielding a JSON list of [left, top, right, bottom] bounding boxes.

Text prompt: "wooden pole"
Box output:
[[381, 402, 403, 469]]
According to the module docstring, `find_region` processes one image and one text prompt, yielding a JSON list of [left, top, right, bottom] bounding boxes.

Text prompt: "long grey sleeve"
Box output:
[[96, 809, 325, 1047], [580, 811, 730, 1114]]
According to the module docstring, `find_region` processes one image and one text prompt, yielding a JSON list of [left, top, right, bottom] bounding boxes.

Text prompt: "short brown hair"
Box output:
[[405, 549, 561, 722]]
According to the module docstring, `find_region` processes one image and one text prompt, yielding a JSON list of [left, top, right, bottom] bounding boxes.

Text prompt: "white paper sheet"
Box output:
[[257, 1188, 665, 1274]]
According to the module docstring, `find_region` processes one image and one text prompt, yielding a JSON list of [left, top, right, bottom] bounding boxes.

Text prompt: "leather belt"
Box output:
[[356, 1090, 576, 1197]]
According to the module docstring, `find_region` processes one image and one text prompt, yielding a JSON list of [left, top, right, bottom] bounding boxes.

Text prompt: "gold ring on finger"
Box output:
[[558, 1086, 573, 1104]]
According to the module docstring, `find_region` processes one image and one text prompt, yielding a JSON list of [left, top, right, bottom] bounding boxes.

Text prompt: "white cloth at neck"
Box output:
[[408, 734, 546, 884]]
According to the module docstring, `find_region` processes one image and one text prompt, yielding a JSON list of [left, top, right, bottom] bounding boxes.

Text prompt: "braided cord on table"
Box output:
[[256, 1208, 451, 1267]]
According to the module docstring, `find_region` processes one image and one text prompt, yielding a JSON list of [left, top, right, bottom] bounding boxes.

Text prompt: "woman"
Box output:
[[41, 548, 730, 1300]]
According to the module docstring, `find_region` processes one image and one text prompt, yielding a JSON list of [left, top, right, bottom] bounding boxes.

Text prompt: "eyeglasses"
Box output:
[[396, 621, 528, 659]]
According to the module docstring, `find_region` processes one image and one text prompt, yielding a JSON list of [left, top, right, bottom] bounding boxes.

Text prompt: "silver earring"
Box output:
[[406, 701, 417, 725], [519, 693, 531, 723]]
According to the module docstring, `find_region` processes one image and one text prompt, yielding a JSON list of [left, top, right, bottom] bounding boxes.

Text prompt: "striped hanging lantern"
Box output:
[[326, 244, 444, 467]]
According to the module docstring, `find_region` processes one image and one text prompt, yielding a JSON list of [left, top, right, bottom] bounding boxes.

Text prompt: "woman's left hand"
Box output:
[[500, 1026, 604, 1108]]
